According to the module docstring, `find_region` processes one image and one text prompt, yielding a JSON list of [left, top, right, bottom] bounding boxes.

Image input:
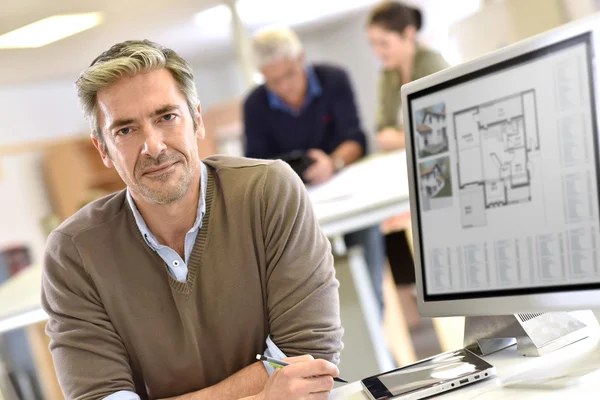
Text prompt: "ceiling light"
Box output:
[[194, 5, 232, 31], [0, 12, 104, 49]]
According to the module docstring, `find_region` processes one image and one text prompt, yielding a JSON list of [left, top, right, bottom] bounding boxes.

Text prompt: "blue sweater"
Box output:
[[243, 64, 367, 159]]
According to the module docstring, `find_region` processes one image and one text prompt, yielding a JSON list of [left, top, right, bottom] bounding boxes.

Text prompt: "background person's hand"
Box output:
[[258, 355, 339, 400], [377, 128, 405, 151], [304, 149, 335, 185]]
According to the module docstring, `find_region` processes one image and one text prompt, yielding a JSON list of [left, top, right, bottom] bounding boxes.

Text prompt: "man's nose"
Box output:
[[141, 126, 167, 159]]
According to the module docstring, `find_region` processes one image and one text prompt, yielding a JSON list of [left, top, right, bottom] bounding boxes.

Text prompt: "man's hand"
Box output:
[[377, 128, 405, 151], [303, 149, 335, 185], [257, 355, 339, 400]]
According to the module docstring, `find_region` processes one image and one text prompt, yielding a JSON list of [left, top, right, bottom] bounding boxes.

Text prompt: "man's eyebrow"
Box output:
[[108, 118, 136, 132], [152, 105, 181, 117]]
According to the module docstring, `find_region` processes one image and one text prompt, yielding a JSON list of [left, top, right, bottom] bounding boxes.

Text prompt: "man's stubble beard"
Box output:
[[134, 153, 195, 205]]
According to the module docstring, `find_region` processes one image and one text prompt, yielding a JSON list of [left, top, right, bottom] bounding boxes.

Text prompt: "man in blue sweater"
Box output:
[[243, 26, 386, 313]]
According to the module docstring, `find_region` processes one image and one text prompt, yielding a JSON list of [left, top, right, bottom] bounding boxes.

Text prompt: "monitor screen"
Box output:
[[406, 33, 600, 301]]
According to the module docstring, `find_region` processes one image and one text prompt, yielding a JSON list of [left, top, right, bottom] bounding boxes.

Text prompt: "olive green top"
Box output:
[[376, 45, 449, 131]]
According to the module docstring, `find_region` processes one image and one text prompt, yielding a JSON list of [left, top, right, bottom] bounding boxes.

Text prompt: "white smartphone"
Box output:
[[361, 348, 496, 400]]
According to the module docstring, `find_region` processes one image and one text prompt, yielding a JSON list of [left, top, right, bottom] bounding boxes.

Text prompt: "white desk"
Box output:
[[308, 151, 410, 237], [0, 264, 45, 334], [331, 312, 600, 399]]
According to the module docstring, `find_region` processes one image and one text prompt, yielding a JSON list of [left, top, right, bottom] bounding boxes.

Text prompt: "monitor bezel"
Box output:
[[402, 15, 600, 317]]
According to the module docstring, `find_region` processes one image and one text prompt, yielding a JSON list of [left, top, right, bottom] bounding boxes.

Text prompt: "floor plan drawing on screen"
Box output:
[[454, 90, 540, 228]]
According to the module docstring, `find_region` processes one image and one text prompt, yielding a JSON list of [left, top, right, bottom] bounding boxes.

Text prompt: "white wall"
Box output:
[[0, 60, 247, 147], [194, 59, 246, 109], [0, 80, 88, 147], [0, 83, 76, 263], [0, 153, 52, 265]]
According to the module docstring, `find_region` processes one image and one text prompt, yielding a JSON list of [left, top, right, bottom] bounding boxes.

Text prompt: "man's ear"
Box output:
[[90, 133, 114, 168], [194, 104, 206, 141]]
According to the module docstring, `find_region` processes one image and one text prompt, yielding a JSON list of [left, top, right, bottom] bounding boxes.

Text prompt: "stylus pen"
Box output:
[[256, 354, 348, 383]]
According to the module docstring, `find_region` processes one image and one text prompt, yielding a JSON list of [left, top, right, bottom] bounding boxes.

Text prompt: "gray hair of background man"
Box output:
[[76, 39, 199, 149], [252, 26, 304, 68]]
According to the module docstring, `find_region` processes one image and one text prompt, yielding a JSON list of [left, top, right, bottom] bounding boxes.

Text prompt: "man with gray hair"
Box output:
[[42, 40, 343, 400], [244, 26, 387, 314]]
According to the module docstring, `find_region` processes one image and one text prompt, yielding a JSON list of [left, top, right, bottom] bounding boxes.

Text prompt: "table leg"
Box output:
[[336, 246, 396, 378]]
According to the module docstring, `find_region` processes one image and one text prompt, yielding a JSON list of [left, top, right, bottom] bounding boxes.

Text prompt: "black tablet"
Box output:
[[361, 348, 496, 400]]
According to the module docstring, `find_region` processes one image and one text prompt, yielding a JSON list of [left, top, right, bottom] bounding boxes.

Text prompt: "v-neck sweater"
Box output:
[[41, 155, 343, 400]]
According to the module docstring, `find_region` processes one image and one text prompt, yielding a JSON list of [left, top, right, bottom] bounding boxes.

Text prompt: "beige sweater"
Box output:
[[42, 156, 343, 400]]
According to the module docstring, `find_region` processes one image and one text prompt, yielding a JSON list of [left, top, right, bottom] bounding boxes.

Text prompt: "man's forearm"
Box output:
[[332, 140, 364, 166], [162, 362, 268, 400]]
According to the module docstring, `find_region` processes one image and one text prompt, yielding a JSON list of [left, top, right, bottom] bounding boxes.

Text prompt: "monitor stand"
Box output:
[[463, 312, 590, 356]]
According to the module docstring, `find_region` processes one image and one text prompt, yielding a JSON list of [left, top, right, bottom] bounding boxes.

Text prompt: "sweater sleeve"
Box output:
[[41, 230, 136, 400], [260, 161, 344, 364]]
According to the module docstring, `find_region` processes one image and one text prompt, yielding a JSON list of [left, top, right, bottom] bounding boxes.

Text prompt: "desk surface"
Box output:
[[0, 264, 42, 323], [308, 150, 410, 237], [331, 312, 600, 399]]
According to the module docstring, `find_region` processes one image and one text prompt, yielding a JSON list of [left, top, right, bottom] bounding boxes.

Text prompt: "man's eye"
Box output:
[[162, 114, 176, 121], [118, 127, 131, 135]]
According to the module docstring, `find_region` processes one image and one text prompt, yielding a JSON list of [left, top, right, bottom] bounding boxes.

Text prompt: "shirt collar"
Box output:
[[267, 64, 322, 115], [127, 161, 208, 250]]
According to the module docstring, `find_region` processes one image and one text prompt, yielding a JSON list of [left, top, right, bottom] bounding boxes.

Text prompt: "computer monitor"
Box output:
[[402, 15, 600, 356]]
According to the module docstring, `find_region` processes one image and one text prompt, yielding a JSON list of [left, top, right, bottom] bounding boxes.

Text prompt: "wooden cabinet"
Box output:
[[44, 138, 125, 220]]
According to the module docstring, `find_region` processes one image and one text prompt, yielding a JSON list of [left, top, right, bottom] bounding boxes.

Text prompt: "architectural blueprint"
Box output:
[[454, 90, 540, 228]]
